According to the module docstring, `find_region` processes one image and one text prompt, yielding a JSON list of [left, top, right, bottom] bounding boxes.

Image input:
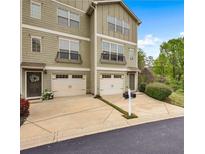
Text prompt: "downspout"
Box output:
[[94, 5, 97, 95]]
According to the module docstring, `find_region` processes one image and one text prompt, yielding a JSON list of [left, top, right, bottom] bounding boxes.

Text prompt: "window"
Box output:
[[129, 49, 135, 60], [116, 19, 123, 33], [31, 1, 41, 19], [114, 74, 122, 78], [102, 74, 111, 78], [124, 22, 130, 35], [72, 75, 83, 78], [107, 16, 129, 35], [58, 9, 69, 26], [58, 8, 80, 28], [70, 12, 80, 28], [56, 74, 68, 78], [107, 16, 115, 31], [59, 38, 79, 60], [32, 37, 41, 52]]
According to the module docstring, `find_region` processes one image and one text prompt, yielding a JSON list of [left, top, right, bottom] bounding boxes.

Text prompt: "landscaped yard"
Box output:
[[168, 90, 184, 107]]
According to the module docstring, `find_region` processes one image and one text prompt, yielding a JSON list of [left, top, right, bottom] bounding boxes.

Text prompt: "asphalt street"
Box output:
[[21, 117, 184, 154]]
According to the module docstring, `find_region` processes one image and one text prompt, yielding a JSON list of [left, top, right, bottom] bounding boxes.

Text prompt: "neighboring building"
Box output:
[[21, 0, 141, 99]]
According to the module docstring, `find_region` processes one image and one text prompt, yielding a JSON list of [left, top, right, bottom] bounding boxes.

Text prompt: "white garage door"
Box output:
[[100, 74, 124, 96], [52, 74, 86, 97]]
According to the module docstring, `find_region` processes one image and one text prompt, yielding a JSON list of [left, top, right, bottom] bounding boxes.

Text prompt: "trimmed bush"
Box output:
[[20, 98, 30, 116], [145, 82, 172, 100], [138, 83, 146, 92]]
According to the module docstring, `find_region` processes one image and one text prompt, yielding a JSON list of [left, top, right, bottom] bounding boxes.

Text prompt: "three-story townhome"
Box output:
[[20, 0, 141, 99]]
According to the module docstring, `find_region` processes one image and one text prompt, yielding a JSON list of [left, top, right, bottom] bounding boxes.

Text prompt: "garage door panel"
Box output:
[[100, 76, 124, 96], [52, 76, 86, 97]]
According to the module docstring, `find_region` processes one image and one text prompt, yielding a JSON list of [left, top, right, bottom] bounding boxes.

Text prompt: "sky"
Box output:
[[124, 0, 184, 58]]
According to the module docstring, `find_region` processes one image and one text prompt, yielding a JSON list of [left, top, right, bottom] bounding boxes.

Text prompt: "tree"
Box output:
[[138, 48, 146, 70], [159, 37, 184, 81]]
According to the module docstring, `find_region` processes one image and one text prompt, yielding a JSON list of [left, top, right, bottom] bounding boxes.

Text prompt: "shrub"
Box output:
[[42, 89, 54, 100], [138, 83, 146, 92], [20, 98, 30, 116], [145, 82, 172, 100]]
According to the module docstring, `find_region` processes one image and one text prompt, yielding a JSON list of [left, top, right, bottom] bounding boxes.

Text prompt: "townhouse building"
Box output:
[[21, 0, 141, 99]]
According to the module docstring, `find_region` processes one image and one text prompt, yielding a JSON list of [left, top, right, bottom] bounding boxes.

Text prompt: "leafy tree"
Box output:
[[138, 48, 146, 70], [159, 37, 184, 81]]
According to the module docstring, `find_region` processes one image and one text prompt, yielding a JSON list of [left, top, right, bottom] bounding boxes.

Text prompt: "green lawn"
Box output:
[[168, 90, 184, 107]]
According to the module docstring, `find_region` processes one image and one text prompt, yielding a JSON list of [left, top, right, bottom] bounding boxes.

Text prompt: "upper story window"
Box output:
[[129, 49, 135, 61], [31, 36, 41, 52], [59, 38, 80, 60], [30, 1, 41, 19], [58, 8, 80, 28], [107, 16, 130, 35], [102, 41, 124, 55]]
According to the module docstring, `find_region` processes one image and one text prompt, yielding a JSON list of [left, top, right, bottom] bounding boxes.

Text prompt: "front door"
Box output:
[[129, 74, 135, 90], [26, 72, 42, 98]]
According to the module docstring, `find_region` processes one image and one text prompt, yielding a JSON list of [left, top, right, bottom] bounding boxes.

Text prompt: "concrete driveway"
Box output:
[[103, 92, 184, 118], [21, 93, 183, 150]]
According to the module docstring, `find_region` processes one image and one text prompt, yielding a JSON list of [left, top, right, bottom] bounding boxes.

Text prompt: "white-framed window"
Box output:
[[129, 49, 135, 60], [107, 16, 129, 35], [30, 1, 41, 19], [31, 36, 41, 52], [102, 40, 124, 55], [59, 38, 80, 60], [58, 8, 80, 28]]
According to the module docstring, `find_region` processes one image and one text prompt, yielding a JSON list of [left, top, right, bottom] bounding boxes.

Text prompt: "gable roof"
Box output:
[[87, 0, 141, 25]]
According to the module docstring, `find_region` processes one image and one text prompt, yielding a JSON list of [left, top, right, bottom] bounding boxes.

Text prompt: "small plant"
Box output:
[[42, 89, 54, 100], [145, 82, 172, 101], [20, 98, 30, 116], [138, 83, 146, 92]]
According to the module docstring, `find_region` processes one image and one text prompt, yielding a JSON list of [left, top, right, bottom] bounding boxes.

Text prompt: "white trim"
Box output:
[[97, 67, 139, 72], [25, 71, 43, 99], [30, 1, 41, 19], [21, 66, 44, 69], [22, 24, 90, 41], [45, 66, 90, 71], [31, 36, 42, 52], [97, 33, 137, 46], [51, 0, 86, 14]]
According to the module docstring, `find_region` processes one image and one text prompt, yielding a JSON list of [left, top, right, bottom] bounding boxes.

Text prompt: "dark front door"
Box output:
[[129, 74, 135, 90], [27, 72, 42, 98]]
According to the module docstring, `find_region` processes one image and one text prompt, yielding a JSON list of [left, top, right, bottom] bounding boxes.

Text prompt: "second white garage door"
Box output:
[[100, 74, 124, 96], [52, 74, 86, 97]]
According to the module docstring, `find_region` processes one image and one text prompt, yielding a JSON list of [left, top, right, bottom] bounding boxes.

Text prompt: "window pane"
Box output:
[[32, 38, 40, 52], [70, 41, 79, 52], [124, 28, 129, 35], [102, 42, 110, 52], [107, 16, 115, 24], [108, 23, 115, 31], [58, 9, 68, 18], [111, 44, 117, 53], [70, 12, 80, 22], [129, 49, 134, 60], [118, 45, 123, 54], [116, 25, 123, 33], [59, 39, 69, 50], [70, 20, 79, 28], [58, 16, 68, 26], [31, 3, 41, 19]]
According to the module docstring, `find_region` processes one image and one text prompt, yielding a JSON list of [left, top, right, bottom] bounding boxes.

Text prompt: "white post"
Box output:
[[128, 89, 131, 116]]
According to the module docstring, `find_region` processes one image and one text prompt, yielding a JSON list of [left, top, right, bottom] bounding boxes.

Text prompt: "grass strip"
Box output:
[[95, 95, 138, 119]]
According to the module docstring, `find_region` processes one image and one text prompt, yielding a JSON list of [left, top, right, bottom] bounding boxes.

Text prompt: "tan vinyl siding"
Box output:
[[22, 28, 90, 68], [22, 0, 90, 38], [97, 3, 138, 43]]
